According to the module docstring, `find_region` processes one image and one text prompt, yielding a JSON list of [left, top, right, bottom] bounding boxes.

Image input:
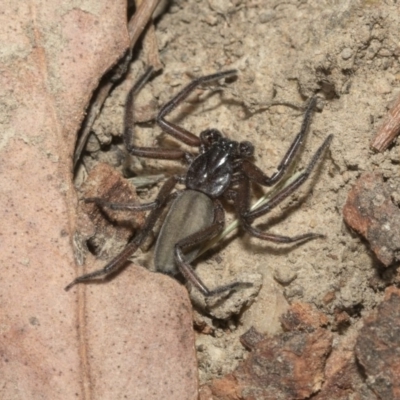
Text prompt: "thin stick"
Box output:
[[371, 93, 400, 152], [142, 21, 163, 71], [131, 0, 162, 71]]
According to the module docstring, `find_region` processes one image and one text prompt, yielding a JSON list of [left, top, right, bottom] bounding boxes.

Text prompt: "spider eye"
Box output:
[[200, 129, 222, 146], [239, 141, 254, 157]]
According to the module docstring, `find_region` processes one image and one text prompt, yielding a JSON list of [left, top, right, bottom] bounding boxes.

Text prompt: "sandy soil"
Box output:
[[77, 0, 400, 385]]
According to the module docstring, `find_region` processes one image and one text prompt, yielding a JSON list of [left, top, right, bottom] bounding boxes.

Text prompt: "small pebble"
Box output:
[[341, 48, 353, 60], [274, 265, 297, 285], [259, 10, 275, 24]]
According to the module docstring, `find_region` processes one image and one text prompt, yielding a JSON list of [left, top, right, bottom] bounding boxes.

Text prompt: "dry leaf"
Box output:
[[0, 1, 197, 398]]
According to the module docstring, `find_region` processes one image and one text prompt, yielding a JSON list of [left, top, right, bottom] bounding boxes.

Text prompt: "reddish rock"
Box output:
[[343, 172, 400, 266], [322, 290, 337, 305], [314, 329, 377, 400], [280, 302, 329, 332], [234, 329, 332, 399], [240, 326, 266, 351], [201, 374, 242, 400], [333, 308, 351, 330], [204, 304, 332, 400], [355, 288, 400, 399]]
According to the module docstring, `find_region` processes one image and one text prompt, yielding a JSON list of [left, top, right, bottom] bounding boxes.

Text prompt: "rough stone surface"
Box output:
[[343, 172, 400, 266], [280, 302, 329, 332], [203, 304, 333, 400], [355, 288, 400, 400], [314, 327, 377, 400]]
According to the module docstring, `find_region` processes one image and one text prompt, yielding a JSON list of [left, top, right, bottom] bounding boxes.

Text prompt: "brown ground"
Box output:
[[84, 0, 400, 388]]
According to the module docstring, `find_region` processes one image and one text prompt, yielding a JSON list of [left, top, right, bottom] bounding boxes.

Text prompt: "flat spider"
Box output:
[[66, 68, 332, 295]]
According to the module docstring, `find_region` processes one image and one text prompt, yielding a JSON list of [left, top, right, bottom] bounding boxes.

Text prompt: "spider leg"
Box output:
[[157, 70, 237, 145], [236, 134, 333, 243], [84, 197, 160, 212], [174, 199, 252, 297], [64, 175, 180, 291], [241, 96, 319, 187], [124, 69, 237, 160], [124, 67, 188, 160]]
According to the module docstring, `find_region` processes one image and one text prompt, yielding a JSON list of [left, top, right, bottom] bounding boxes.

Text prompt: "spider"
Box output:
[[65, 68, 332, 295]]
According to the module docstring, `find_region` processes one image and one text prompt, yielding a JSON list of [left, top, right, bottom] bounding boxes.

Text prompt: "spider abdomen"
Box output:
[[154, 190, 214, 275]]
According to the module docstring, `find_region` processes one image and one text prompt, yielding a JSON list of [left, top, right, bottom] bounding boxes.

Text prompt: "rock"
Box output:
[[203, 303, 332, 399], [355, 287, 400, 399], [343, 172, 400, 266]]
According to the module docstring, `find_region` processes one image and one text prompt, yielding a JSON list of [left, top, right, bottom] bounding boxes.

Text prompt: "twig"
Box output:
[[142, 21, 163, 71], [129, 0, 162, 66], [371, 93, 400, 152]]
